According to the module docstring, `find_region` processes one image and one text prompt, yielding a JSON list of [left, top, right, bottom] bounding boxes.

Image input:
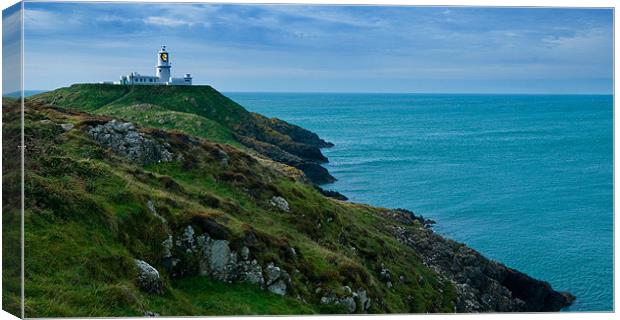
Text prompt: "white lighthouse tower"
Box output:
[[156, 45, 171, 83], [114, 45, 192, 85]]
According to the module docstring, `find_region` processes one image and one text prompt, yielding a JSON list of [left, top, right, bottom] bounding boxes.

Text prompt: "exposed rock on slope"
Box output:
[[380, 209, 575, 312], [162, 224, 291, 295], [135, 259, 163, 294], [88, 119, 175, 165]]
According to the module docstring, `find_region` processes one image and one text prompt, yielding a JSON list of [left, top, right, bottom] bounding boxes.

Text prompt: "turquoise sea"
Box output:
[[227, 93, 613, 311]]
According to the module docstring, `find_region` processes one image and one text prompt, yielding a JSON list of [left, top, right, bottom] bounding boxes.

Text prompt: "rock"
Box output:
[[341, 296, 357, 313], [197, 236, 235, 281], [181, 225, 196, 252], [382, 208, 436, 228], [355, 289, 371, 312], [162, 235, 173, 258], [320, 289, 358, 314], [379, 264, 391, 282], [237, 259, 265, 286], [213, 148, 230, 166], [87, 120, 174, 165], [147, 200, 167, 226], [388, 224, 575, 312], [60, 123, 74, 131], [270, 196, 290, 212], [135, 259, 163, 294], [296, 162, 336, 185], [315, 186, 348, 201], [143, 311, 160, 317], [240, 246, 250, 260], [264, 262, 291, 296], [191, 215, 232, 240], [208, 240, 233, 280]]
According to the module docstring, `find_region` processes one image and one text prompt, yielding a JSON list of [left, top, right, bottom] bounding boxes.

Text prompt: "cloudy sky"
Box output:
[[16, 2, 614, 93]]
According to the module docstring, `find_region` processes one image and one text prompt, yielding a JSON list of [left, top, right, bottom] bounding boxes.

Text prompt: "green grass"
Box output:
[[147, 276, 317, 315], [32, 84, 249, 145], [30, 84, 330, 164], [17, 98, 457, 317], [95, 103, 238, 145]]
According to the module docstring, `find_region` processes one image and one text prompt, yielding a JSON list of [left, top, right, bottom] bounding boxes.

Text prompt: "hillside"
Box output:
[[4, 87, 574, 316], [31, 84, 335, 184]]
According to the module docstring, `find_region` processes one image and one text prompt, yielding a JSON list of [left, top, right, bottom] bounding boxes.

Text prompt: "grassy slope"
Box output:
[[16, 96, 456, 317], [31, 84, 309, 152], [2, 99, 23, 317]]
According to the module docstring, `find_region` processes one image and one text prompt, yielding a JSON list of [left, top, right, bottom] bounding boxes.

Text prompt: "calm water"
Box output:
[[227, 93, 613, 311]]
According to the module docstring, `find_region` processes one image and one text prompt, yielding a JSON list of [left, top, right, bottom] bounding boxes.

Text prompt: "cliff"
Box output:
[[4, 85, 574, 316], [31, 84, 335, 184]]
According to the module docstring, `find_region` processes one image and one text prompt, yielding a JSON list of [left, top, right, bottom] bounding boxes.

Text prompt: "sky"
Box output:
[[3, 3, 22, 95], [11, 2, 615, 93]]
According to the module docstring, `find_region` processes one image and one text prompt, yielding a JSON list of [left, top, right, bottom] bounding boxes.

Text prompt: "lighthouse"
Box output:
[[114, 45, 193, 85], [156, 45, 171, 82]]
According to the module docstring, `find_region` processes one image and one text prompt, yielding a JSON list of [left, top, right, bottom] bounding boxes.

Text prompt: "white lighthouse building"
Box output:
[[115, 46, 192, 85]]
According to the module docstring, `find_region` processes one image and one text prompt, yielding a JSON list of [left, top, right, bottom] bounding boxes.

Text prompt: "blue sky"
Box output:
[[17, 2, 614, 93]]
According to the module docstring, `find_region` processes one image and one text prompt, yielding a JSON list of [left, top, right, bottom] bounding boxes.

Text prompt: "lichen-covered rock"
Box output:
[[160, 225, 290, 296], [237, 259, 265, 286], [207, 239, 235, 281], [180, 225, 196, 252], [135, 259, 163, 294], [378, 264, 393, 288], [264, 262, 291, 296], [162, 235, 173, 258], [88, 120, 174, 165], [143, 311, 160, 317], [60, 123, 74, 131], [320, 289, 358, 313], [355, 289, 371, 312], [270, 196, 290, 212]]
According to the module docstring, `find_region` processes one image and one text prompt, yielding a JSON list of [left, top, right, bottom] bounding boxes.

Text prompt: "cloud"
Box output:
[[24, 8, 83, 32], [144, 16, 197, 27], [19, 3, 613, 93]]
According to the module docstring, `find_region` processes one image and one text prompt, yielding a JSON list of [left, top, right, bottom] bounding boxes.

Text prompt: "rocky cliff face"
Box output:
[[380, 209, 575, 312]]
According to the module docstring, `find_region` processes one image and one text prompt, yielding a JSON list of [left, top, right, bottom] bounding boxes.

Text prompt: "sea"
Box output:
[[227, 92, 613, 312]]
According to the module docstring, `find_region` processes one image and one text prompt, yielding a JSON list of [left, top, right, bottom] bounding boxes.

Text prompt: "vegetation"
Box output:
[[11, 86, 458, 317], [2, 98, 23, 318], [32, 84, 331, 161]]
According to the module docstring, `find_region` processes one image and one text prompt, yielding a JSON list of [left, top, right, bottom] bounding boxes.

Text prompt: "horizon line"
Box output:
[[14, 87, 615, 97]]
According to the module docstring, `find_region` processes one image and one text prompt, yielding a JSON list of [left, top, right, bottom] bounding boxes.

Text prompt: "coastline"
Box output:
[[228, 92, 613, 312], [22, 85, 577, 314], [315, 147, 576, 312]]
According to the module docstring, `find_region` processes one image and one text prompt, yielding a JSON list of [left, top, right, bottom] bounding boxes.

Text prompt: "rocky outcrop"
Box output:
[[235, 135, 335, 185], [87, 120, 174, 165], [264, 263, 291, 296], [386, 219, 574, 312], [60, 123, 74, 131], [315, 186, 348, 201], [254, 114, 334, 149], [135, 259, 163, 294], [270, 196, 290, 212], [162, 225, 291, 296], [383, 208, 436, 228], [319, 286, 372, 313]]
